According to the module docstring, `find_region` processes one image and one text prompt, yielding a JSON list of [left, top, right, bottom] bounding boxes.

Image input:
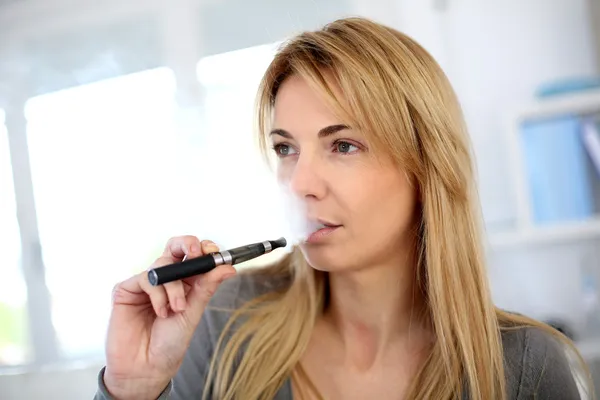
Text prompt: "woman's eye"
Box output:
[[273, 144, 298, 157], [334, 141, 359, 154]]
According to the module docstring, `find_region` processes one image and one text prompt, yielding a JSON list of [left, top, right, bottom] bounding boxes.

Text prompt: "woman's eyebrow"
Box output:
[[269, 128, 293, 139], [317, 124, 350, 138], [269, 124, 350, 139]]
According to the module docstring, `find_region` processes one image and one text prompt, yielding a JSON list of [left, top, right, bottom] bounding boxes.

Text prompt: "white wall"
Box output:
[[397, 0, 598, 228]]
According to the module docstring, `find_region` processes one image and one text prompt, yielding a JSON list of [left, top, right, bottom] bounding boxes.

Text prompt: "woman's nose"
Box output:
[[287, 154, 327, 200]]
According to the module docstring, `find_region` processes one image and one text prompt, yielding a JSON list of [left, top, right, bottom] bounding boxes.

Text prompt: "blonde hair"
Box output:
[[204, 17, 594, 400]]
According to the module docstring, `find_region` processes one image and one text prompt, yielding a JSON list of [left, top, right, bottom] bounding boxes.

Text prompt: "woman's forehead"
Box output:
[[272, 74, 350, 129]]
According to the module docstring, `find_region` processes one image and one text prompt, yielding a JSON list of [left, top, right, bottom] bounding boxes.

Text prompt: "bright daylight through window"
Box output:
[[0, 109, 30, 366], [1, 42, 283, 365], [24, 67, 181, 359]]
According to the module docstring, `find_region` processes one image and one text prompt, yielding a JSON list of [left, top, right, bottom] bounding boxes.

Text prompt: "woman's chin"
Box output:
[[299, 244, 348, 273]]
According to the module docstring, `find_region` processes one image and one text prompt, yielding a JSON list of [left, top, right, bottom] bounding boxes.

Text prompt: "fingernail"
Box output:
[[176, 297, 187, 311], [160, 306, 168, 318], [204, 240, 218, 249], [207, 247, 219, 254]]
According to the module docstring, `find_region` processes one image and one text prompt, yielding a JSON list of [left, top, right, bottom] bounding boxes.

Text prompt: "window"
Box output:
[[24, 67, 182, 359], [0, 109, 30, 366], [6, 42, 286, 364]]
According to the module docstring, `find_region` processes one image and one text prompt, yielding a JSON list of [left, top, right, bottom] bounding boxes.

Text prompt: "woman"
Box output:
[[95, 17, 592, 400]]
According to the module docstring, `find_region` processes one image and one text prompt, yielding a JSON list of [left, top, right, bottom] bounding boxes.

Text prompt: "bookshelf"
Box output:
[[488, 89, 600, 249], [489, 217, 600, 249], [515, 89, 600, 120]]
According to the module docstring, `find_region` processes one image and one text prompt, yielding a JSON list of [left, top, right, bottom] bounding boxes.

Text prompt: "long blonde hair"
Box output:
[[204, 17, 593, 400]]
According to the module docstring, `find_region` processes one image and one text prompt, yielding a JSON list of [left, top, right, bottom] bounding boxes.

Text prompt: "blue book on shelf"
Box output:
[[535, 77, 600, 98], [520, 115, 594, 225], [582, 118, 600, 177]]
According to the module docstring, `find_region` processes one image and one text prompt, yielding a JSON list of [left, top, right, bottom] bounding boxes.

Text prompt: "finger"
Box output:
[[111, 275, 146, 308], [163, 235, 203, 261], [112, 267, 166, 308], [183, 264, 237, 323], [200, 239, 220, 255], [179, 239, 220, 288], [161, 238, 199, 312], [112, 273, 144, 298], [138, 274, 169, 318], [138, 255, 182, 318], [158, 238, 220, 311], [163, 280, 187, 312]]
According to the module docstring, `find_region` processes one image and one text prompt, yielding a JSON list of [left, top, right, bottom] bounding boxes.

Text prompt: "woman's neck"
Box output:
[[321, 254, 430, 371]]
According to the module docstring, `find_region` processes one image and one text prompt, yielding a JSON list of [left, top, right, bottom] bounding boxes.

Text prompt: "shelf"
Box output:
[[517, 89, 600, 121], [488, 217, 600, 249]]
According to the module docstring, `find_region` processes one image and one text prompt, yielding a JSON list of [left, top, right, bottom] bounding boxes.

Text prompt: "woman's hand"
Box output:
[[102, 236, 236, 400]]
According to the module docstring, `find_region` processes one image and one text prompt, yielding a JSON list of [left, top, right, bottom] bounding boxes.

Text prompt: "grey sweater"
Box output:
[[95, 272, 582, 399]]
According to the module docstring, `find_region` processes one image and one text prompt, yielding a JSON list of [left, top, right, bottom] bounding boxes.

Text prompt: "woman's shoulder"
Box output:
[[500, 325, 582, 399]]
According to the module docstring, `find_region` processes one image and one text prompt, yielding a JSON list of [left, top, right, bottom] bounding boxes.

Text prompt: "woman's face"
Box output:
[[271, 74, 419, 272]]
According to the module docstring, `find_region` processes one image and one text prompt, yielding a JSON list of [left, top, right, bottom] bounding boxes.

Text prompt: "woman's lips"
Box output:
[[306, 224, 341, 244]]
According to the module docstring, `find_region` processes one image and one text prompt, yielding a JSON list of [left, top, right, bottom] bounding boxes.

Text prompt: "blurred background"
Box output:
[[1, 0, 600, 398]]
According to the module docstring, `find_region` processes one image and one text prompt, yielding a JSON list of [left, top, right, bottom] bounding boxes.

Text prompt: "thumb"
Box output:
[[184, 265, 237, 322]]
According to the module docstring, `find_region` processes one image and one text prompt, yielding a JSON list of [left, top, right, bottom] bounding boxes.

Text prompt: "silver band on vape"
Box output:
[[262, 240, 272, 252], [211, 252, 224, 265]]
